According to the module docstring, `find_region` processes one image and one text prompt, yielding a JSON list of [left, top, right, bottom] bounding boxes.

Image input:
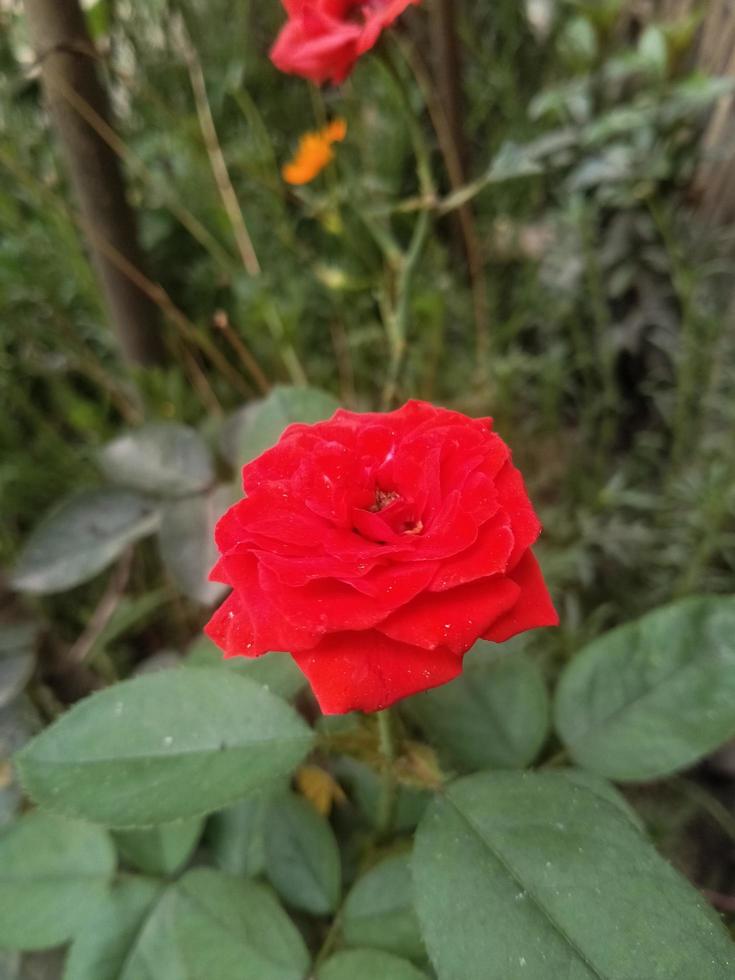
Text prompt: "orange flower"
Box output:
[[282, 119, 347, 186]]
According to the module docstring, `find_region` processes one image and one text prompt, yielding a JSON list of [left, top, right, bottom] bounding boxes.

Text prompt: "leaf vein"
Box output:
[[446, 793, 608, 980]]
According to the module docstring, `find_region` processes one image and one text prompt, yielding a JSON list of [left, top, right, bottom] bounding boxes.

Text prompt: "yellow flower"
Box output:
[[282, 118, 347, 186]]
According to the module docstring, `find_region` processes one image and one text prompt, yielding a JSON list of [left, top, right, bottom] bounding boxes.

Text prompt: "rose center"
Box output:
[[403, 519, 423, 535], [369, 488, 400, 512], [360, 487, 424, 539]]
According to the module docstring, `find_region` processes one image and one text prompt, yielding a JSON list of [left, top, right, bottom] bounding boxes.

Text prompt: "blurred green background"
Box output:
[[2, 1, 735, 923], [3, 0, 734, 646]]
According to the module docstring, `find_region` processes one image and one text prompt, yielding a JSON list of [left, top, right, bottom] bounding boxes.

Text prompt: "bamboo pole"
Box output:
[[23, 0, 165, 366], [657, 0, 735, 224]]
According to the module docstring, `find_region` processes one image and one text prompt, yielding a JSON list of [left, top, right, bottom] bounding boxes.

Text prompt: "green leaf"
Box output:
[[0, 812, 115, 950], [227, 386, 339, 466], [99, 423, 214, 497], [557, 769, 643, 831], [558, 15, 598, 69], [264, 792, 341, 915], [11, 490, 159, 595], [554, 596, 735, 781], [318, 950, 428, 980], [342, 853, 424, 960], [157, 485, 233, 604], [119, 868, 310, 980], [404, 644, 549, 771], [63, 877, 165, 980], [16, 669, 314, 827], [114, 817, 204, 876], [0, 623, 37, 711], [206, 783, 286, 877], [413, 771, 734, 980], [185, 635, 305, 701], [638, 24, 668, 76]]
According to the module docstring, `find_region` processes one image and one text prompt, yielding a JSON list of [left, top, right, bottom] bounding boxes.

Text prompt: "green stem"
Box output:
[[380, 41, 435, 200], [313, 905, 344, 971], [376, 708, 398, 839], [543, 747, 570, 768], [375, 43, 435, 409], [579, 202, 617, 474], [647, 197, 697, 467], [381, 207, 431, 410]]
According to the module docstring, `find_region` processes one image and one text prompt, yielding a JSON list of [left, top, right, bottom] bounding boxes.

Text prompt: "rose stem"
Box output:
[[376, 707, 398, 839]]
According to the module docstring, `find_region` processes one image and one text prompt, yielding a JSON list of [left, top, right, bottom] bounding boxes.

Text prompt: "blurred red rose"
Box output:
[[270, 0, 420, 85], [205, 400, 558, 714]]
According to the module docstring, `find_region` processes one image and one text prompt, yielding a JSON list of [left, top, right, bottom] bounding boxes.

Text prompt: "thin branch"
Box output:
[[375, 708, 399, 839], [80, 218, 249, 400], [176, 17, 261, 277], [376, 49, 434, 408], [311, 906, 345, 975], [66, 548, 133, 666], [398, 35, 491, 368], [178, 340, 224, 416], [330, 318, 355, 406], [213, 310, 270, 395], [54, 315, 144, 424], [702, 889, 735, 914], [42, 63, 238, 274], [673, 776, 735, 845], [0, 142, 235, 406], [24, 0, 164, 366], [381, 207, 430, 410]]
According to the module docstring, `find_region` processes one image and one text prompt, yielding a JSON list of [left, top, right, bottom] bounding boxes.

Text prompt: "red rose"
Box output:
[[205, 400, 558, 714], [270, 0, 420, 85]]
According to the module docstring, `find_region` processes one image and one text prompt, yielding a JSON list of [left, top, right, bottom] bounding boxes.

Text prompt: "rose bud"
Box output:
[[270, 0, 421, 86]]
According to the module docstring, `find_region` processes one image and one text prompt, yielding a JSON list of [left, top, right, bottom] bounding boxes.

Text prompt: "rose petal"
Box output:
[[429, 511, 513, 591], [294, 443, 374, 525], [209, 556, 229, 585], [412, 491, 480, 560], [219, 553, 322, 653], [377, 439, 441, 519], [471, 430, 509, 482], [270, 14, 361, 85], [438, 431, 490, 499], [379, 574, 520, 654], [204, 591, 258, 659], [344, 559, 439, 599], [351, 507, 404, 544], [242, 434, 309, 492], [483, 550, 559, 643], [259, 559, 437, 632], [291, 630, 463, 714], [332, 400, 436, 434], [218, 493, 328, 551], [494, 461, 542, 567], [457, 472, 498, 525], [321, 526, 409, 561], [255, 549, 381, 587], [356, 0, 421, 55]]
